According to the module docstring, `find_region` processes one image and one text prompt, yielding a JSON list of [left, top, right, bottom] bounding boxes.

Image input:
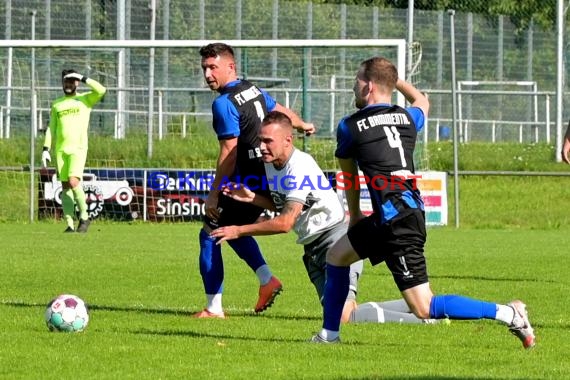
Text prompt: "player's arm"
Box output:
[[210, 200, 303, 243], [220, 183, 276, 211], [396, 78, 429, 118], [335, 119, 363, 225], [65, 72, 107, 105], [338, 157, 364, 226], [272, 103, 316, 136], [41, 108, 56, 167], [205, 138, 238, 219], [562, 120, 570, 164], [83, 77, 107, 105]]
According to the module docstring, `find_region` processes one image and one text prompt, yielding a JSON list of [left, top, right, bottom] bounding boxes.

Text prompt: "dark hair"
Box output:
[[199, 43, 235, 59], [61, 69, 78, 79], [360, 57, 398, 90], [262, 111, 292, 128]]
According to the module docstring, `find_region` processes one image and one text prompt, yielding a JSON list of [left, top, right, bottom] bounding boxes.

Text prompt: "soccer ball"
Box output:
[[45, 294, 89, 332]]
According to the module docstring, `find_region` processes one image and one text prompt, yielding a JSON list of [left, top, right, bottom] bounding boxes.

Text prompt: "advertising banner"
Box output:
[[38, 168, 447, 226], [334, 171, 448, 226], [38, 168, 213, 222]]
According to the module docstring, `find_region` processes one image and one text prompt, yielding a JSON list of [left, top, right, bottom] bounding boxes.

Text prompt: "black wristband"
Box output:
[[43, 146, 49, 152], [81, 76, 87, 83]]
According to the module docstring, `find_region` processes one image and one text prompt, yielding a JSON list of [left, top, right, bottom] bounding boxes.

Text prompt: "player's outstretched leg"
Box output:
[[227, 236, 282, 313], [429, 295, 535, 349], [194, 228, 225, 319], [350, 301, 439, 324]]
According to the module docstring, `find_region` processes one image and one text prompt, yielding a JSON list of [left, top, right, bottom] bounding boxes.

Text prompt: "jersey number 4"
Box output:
[[383, 126, 407, 168]]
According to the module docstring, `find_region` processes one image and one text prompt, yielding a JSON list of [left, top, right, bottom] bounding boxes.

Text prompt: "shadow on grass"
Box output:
[[131, 327, 318, 344], [370, 271, 557, 283], [430, 274, 557, 283], [4, 300, 568, 333], [0, 300, 320, 321], [331, 377, 535, 380]]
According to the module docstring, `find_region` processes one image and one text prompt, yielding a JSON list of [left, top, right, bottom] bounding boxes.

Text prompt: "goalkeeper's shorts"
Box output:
[[55, 149, 87, 181]]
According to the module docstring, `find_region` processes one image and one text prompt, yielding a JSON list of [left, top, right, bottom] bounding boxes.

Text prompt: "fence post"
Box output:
[[545, 95, 551, 144]]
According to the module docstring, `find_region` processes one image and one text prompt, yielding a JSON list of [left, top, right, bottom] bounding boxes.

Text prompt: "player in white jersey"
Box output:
[[211, 111, 434, 324]]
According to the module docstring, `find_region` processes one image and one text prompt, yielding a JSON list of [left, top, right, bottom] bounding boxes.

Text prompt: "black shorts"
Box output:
[[347, 208, 428, 291], [204, 192, 265, 229]]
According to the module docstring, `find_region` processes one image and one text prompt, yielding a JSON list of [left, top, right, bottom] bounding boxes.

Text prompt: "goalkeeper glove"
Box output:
[[41, 147, 51, 168], [63, 72, 87, 83]]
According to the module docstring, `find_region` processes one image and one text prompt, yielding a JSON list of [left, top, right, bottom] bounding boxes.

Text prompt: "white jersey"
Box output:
[[264, 149, 345, 244]]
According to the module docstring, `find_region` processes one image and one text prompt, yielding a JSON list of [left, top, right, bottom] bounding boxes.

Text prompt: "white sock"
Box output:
[[353, 302, 427, 324], [495, 304, 515, 325], [255, 265, 273, 285], [206, 294, 223, 314], [319, 328, 339, 341], [375, 299, 411, 313]]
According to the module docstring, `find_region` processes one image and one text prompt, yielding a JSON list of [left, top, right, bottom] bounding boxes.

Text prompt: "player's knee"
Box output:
[[68, 177, 80, 189], [326, 249, 353, 267], [407, 300, 431, 319], [413, 306, 431, 319]]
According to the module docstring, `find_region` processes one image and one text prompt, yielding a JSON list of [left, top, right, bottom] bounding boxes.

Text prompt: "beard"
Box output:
[[63, 86, 76, 95], [354, 98, 366, 109]]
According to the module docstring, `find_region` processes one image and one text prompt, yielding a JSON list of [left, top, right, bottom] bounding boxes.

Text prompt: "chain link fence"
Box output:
[[1, 0, 565, 140], [0, 0, 567, 222]]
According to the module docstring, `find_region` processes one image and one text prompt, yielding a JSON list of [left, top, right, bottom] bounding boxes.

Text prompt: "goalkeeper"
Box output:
[[42, 69, 106, 233]]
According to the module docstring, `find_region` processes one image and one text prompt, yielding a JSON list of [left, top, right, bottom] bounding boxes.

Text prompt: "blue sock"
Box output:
[[322, 264, 350, 332], [430, 295, 497, 320], [227, 236, 267, 272], [199, 229, 224, 294]]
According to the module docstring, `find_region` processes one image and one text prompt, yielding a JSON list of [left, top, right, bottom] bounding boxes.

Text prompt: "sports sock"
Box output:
[[495, 304, 516, 325], [347, 260, 363, 300], [352, 302, 425, 324], [206, 293, 223, 314], [318, 328, 339, 341], [322, 263, 350, 332], [430, 294, 497, 320], [199, 229, 224, 295], [227, 236, 270, 284], [72, 185, 88, 221], [255, 265, 273, 286], [61, 188, 76, 229], [375, 299, 412, 313]]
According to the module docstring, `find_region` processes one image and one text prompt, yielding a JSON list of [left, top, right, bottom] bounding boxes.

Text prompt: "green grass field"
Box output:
[[1, 222, 569, 379]]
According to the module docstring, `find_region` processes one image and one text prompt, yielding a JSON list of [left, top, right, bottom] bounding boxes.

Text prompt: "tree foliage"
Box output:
[[299, 0, 557, 32]]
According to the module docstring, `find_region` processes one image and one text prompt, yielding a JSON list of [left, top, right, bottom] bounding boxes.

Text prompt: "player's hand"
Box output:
[[301, 122, 316, 136], [63, 72, 85, 82], [220, 182, 255, 203], [562, 138, 570, 164], [41, 149, 51, 168], [205, 191, 221, 220], [210, 225, 241, 244]]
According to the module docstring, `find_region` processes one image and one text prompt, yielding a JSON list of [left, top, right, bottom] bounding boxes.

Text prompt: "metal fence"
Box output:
[[0, 0, 566, 144], [1, 0, 568, 225]]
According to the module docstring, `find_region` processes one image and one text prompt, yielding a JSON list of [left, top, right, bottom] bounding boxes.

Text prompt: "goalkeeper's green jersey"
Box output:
[[44, 78, 106, 153]]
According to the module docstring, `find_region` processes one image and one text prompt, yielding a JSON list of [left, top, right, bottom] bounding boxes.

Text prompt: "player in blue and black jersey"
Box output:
[[311, 57, 535, 349], [194, 43, 315, 318]]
